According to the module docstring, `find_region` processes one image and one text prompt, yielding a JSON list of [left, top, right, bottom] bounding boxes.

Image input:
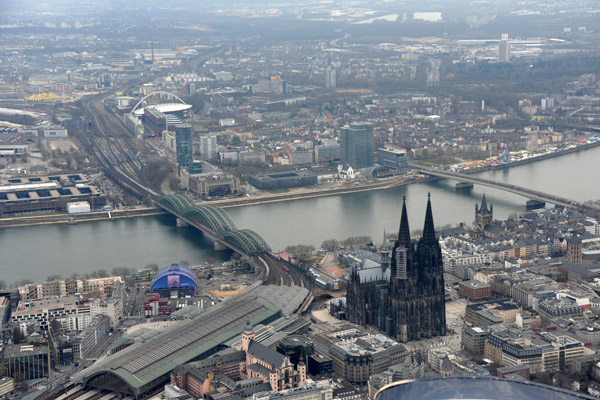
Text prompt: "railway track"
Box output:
[[263, 253, 312, 290]]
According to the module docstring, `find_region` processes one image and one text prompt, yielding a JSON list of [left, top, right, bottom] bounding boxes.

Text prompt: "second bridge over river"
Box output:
[[413, 164, 600, 217]]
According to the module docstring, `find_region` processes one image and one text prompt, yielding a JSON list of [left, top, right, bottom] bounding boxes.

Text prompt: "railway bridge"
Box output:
[[155, 194, 271, 257], [413, 165, 600, 216]]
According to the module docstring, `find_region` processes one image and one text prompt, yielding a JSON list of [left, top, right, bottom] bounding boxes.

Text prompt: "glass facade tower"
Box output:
[[175, 124, 193, 168], [340, 122, 374, 169]]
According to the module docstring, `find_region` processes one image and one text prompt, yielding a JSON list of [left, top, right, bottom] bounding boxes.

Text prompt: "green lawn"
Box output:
[[190, 121, 211, 128], [414, 156, 460, 166], [464, 154, 490, 161], [266, 188, 289, 194]]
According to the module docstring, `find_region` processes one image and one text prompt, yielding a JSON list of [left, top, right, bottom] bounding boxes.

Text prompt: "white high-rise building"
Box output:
[[498, 34, 510, 62], [200, 135, 218, 161], [325, 67, 336, 89]]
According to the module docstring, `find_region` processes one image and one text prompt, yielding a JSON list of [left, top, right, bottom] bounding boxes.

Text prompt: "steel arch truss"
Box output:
[[130, 90, 187, 115], [222, 229, 271, 256], [156, 194, 271, 256], [236, 229, 271, 253], [181, 205, 237, 234], [156, 194, 194, 214]]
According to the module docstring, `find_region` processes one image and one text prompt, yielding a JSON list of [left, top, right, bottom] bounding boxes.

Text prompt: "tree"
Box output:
[[112, 267, 136, 277], [342, 236, 372, 250], [14, 279, 33, 288], [96, 269, 109, 278], [142, 157, 173, 191], [320, 239, 339, 251], [284, 245, 316, 264], [145, 263, 160, 273], [179, 260, 191, 267], [0, 280, 6, 290], [46, 274, 62, 282], [533, 371, 552, 385], [12, 326, 22, 344]]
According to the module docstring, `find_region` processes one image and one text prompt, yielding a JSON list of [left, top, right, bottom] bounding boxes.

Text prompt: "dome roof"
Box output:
[[244, 320, 254, 333], [151, 264, 197, 290]]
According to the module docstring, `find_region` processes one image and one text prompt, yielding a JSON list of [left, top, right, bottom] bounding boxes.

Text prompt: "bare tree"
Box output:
[[14, 279, 33, 288], [342, 236, 372, 250], [145, 263, 160, 273], [320, 239, 339, 251], [285, 245, 316, 263], [96, 269, 109, 278]]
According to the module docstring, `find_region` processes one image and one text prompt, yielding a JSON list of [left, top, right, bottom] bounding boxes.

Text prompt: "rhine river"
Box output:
[[3, 145, 600, 284]]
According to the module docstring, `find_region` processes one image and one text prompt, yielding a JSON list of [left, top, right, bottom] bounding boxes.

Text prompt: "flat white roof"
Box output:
[[0, 182, 58, 192], [133, 103, 192, 116]]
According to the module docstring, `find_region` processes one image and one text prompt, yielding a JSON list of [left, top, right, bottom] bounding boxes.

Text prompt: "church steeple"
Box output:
[[397, 196, 411, 248], [242, 320, 255, 352], [480, 193, 491, 214], [422, 193, 436, 244]]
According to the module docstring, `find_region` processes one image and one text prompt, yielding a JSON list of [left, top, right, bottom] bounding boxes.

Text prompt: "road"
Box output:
[[425, 56, 440, 86]]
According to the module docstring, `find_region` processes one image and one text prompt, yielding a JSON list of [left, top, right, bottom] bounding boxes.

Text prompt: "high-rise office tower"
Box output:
[[340, 122, 374, 169], [325, 67, 336, 89], [199, 135, 218, 161], [175, 124, 193, 170], [498, 34, 510, 62]]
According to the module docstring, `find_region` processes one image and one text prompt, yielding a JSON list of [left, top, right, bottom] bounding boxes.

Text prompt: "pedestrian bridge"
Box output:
[[413, 164, 600, 216], [155, 194, 271, 256]]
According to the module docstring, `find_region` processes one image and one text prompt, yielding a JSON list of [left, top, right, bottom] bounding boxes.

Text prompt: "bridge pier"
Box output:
[[214, 241, 228, 251], [526, 199, 545, 209], [176, 218, 189, 228], [455, 182, 474, 190]]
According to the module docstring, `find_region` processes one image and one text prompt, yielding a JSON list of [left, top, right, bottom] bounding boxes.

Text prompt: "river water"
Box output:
[[3, 145, 599, 284]]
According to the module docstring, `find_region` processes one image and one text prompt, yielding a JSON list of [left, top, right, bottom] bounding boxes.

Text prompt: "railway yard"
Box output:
[[261, 253, 313, 290]]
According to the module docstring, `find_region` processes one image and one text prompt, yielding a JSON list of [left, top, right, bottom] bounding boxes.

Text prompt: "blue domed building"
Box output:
[[151, 264, 197, 296]]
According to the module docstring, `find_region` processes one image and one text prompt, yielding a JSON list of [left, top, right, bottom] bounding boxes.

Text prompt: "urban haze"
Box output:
[[1, 0, 600, 399]]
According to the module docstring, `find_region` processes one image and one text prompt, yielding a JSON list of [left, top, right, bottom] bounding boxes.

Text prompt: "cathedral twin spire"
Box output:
[[397, 193, 437, 247], [397, 196, 411, 248], [422, 192, 437, 245]]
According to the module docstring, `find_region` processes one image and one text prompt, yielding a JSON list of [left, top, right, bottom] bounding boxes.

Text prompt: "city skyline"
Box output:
[[1, 0, 600, 398]]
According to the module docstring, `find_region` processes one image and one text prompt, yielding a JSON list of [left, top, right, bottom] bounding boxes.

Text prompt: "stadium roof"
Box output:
[[133, 103, 192, 117], [75, 296, 281, 399]]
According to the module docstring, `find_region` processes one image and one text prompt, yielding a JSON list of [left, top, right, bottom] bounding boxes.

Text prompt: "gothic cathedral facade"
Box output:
[[346, 195, 446, 343]]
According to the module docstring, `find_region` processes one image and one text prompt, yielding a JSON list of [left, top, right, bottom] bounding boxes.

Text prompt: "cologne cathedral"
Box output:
[[346, 195, 446, 343]]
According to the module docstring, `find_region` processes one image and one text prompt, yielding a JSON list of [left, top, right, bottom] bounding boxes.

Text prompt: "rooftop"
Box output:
[[133, 103, 192, 116], [332, 333, 404, 356], [74, 296, 281, 396], [242, 285, 309, 317], [4, 344, 49, 359], [460, 280, 491, 290]]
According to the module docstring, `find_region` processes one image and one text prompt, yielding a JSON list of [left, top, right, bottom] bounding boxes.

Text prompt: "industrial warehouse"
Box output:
[[0, 173, 105, 215]]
